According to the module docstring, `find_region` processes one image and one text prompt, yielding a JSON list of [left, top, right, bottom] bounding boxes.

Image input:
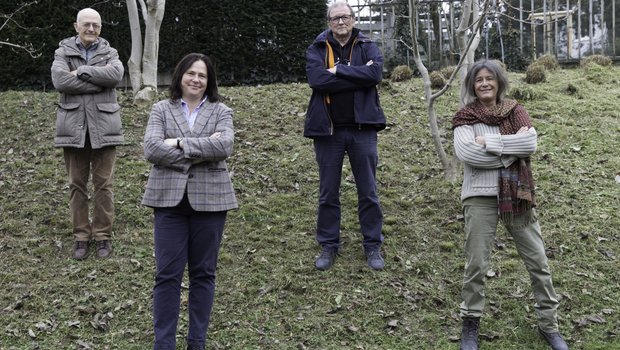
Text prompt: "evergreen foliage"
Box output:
[[0, 0, 326, 89]]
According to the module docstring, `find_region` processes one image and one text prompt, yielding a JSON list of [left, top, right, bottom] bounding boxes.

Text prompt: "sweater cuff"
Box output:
[[484, 134, 504, 155], [500, 155, 517, 168]]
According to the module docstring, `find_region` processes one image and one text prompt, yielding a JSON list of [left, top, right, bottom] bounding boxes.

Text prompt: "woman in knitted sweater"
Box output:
[[452, 60, 568, 350]]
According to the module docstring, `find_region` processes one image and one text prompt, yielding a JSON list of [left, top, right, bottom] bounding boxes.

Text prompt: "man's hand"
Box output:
[[70, 70, 77, 76], [475, 136, 485, 146], [366, 60, 374, 66], [327, 66, 337, 74], [164, 138, 178, 148]]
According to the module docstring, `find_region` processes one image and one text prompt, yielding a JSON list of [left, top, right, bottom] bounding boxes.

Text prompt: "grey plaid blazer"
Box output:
[[142, 99, 238, 212]]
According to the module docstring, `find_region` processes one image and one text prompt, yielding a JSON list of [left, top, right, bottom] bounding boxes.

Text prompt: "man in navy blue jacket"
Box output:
[[305, 1, 386, 271]]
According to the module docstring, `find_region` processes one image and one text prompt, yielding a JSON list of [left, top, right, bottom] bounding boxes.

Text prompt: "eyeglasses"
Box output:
[[329, 15, 353, 24], [79, 22, 101, 30]]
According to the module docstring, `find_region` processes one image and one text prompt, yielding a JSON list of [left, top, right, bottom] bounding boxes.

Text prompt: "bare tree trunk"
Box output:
[[126, 0, 165, 104], [406, 0, 489, 182], [135, 0, 165, 103], [126, 0, 143, 94], [456, 0, 482, 107]]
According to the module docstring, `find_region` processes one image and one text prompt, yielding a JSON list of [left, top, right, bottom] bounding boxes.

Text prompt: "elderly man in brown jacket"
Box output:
[[51, 8, 124, 260]]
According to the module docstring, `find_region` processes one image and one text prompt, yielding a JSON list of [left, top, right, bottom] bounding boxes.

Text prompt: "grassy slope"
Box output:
[[0, 66, 619, 350]]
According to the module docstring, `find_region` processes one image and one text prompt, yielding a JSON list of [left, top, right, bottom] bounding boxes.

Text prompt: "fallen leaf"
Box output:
[[335, 293, 343, 306], [77, 340, 93, 349], [588, 315, 606, 324]]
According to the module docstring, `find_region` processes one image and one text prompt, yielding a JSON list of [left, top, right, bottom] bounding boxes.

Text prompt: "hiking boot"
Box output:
[[460, 317, 480, 350], [539, 327, 569, 350], [365, 248, 385, 270], [315, 247, 337, 271], [73, 241, 90, 260], [96, 240, 112, 259]]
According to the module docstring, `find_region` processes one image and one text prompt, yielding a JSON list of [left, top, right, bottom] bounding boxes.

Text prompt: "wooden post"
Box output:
[[520, 0, 524, 52], [601, 0, 605, 54], [578, 0, 582, 59], [543, 0, 547, 54], [567, 12, 574, 58], [427, 8, 432, 66], [554, 0, 559, 57], [532, 0, 537, 59], [589, 0, 593, 54], [613, 0, 617, 57]]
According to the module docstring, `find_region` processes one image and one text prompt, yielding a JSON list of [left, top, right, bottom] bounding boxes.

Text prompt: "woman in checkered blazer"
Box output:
[[142, 53, 237, 350]]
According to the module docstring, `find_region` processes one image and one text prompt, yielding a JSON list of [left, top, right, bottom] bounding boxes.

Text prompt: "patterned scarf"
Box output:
[[452, 99, 537, 226]]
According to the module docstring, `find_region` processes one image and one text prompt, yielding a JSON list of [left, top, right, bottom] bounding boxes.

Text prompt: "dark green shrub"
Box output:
[[509, 85, 545, 101], [583, 62, 611, 84], [430, 71, 445, 89], [524, 63, 546, 84], [580, 55, 613, 68], [535, 54, 559, 70], [565, 83, 579, 96], [390, 65, 413, 82], [439, 65, 456, 79], [492, 59, 507, 72], [0, 0, 326, 89]]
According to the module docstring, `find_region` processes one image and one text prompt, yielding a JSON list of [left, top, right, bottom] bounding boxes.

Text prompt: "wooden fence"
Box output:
[[346, 0, 619, 68]]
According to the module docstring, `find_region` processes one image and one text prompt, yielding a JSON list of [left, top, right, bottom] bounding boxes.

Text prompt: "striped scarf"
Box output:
[[453, 99, 537, 226]]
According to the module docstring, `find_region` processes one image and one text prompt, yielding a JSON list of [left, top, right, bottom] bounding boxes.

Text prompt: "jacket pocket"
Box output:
[[56, 102, 81, 137], [96, 103, 122, 136]]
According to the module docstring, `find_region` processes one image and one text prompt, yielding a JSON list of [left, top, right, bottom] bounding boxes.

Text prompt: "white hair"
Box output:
[[76, 8, 101, 23]]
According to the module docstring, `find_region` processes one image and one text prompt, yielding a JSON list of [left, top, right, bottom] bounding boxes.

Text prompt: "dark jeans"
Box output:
[[313, 127, 383, 251], [152, 195, 227, 350]]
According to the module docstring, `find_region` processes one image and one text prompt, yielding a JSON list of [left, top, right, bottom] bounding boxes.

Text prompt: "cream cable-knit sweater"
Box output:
[[453, 123, 538, 202]]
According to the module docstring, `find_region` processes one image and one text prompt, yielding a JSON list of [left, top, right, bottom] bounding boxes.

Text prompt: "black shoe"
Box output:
[[315, 247, 337, 271], [187, 345, 205, 350], [365, 248, 385, 270], [539, 327, 569, 350], [73, 241, 89, 260], [460, 317, 480, 350]]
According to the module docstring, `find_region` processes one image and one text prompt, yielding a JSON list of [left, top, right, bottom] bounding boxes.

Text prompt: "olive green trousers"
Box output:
[[459, 196, 560, 333]]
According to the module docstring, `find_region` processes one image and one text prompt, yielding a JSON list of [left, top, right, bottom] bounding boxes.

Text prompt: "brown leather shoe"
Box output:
[[73, 241, 90, 260], [96, 240, 112, 259]]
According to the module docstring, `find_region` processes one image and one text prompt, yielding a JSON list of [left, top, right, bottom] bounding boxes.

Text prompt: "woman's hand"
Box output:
[[517, 126, 529, 133], [475, 136, 485, 146]]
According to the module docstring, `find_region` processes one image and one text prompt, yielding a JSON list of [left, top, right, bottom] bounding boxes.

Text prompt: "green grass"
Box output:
[[0, 67, 619, 349]]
